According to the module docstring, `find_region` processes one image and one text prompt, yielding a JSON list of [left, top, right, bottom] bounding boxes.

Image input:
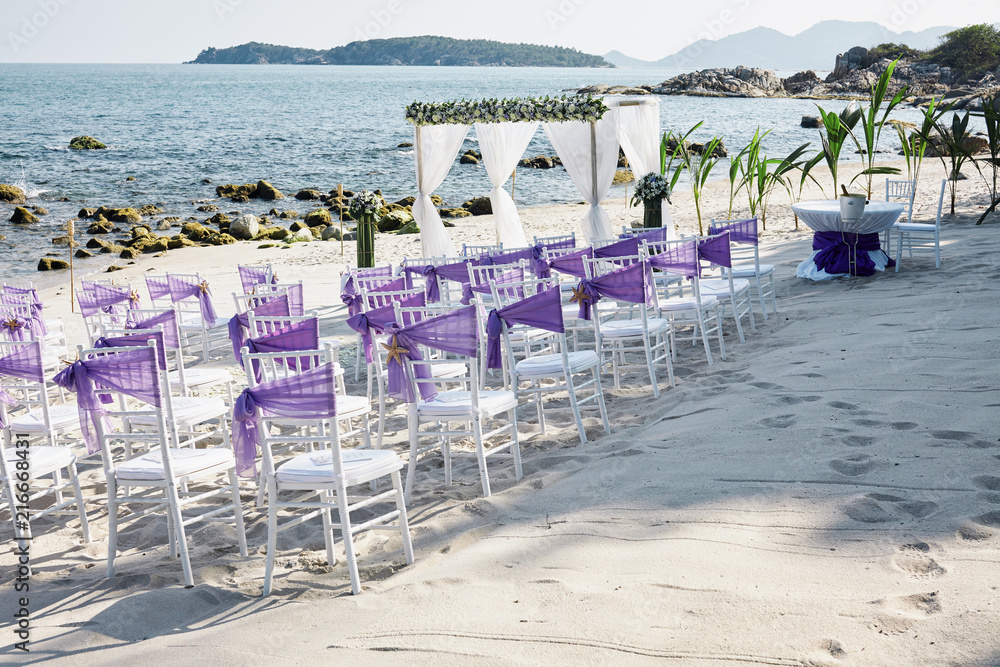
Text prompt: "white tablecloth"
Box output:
[[791, 200, 905, 234]]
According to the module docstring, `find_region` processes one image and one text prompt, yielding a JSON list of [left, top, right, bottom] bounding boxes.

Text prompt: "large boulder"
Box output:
[[303, 208, 332, 227], [168, 237, 197, 250], [395, 220, 420, 235], [69, 136, 106, 150], [377, 209, 413, 232], [295, 189, 321, 200], [462, 196, 492, 216], [78, 207, 97, 218], [86, 221, 115, 234], [321, 225, 342, 241], [181, 222, 213, 241], [828, 46, 869, 81], [439, 208, 473, 219], [229, 214, 260, 240], [208, 212, 231, 227], [254, 226, 289, 241], [0, 184, 26, 205], [75, 248, 94, 259], [216, 183, 256, 199], [96, 206, 142, 223], [460, 152, 480, 165], [10, 207, 39, 224], [287, 228, 314, 243], [206, 232, 237, 246], [252, 180, 285, 200], [38, 257, 70, 271], [783, 70, 821, 95]]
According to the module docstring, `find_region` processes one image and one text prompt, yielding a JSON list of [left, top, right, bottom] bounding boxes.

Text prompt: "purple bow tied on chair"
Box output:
[[346, 292, 426, 364], [461, 267, 526, 305], [95, 331, 168, 370], [0, 341, 45, 428], [127, 308, 182, 350], [231, 362, 338, 478], [384, 305, 479, 403], [228, 295, 290, 363], [1, 316, 26, 341], [594, 237, 640, 262], [575, 260, 655, 320], [546, 247, 594, 279], [167, 275, 218, 324], [243, 318, 320, 382], [485, 287, 564, 369], [697, 232, 733, 268], [709, 218, 758, 246], [53, 346, 163, 455], [417, 260, 476, 303], [145, 275, 171, 301], [648, 240, 699, 277]]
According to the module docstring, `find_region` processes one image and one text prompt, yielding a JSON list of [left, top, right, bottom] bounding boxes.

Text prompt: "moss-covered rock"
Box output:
[[216, 183, 255, 199], [0, 184, 26, 205], [229, 214, 260, 240], [137, 204, 163, 217], [279, 210, 299, 219], [130, 224, 152, 239], [207, 212, 231, 227], [69, 136, 106, 150], [120, 247, 140, 259], [196, 204, 219, 212], [287, 229, 314, 243], [232, 193, 249, 203], [252, 180, 284, 200], [254, 226, 290, 241], [86, 221, 114, 234], [106, 265, 126, 272], [395, 220, 421, 235], [10, 207, 39, 224], [181, 222, 212, 241], [96, 206, 142, 223], [52, 235, 72, 246], [439, 207, 473, 219], [168, 236, 196, 250], [99, 243, 124, 254], [257, 243, 277, 249], [156, 220, 172, 231], [38, 257, 70, 271], [78, 207, 97, 219], [295, 189, 321, 200], [125, 176, 136, 182], [32, 206, 48, 215], [462, 196, 492, 216], [322, 226, 342, 241], [612, 169, 634, 185], [377, 209, 414, 232], [303, 208, 332, 227], [207, 232, 237, 245], [75, 248, 94, 258]]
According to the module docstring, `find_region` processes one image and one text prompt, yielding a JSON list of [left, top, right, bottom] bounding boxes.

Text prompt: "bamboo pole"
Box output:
[[67, 220, 75, 313], [338, 183, 344, 256]]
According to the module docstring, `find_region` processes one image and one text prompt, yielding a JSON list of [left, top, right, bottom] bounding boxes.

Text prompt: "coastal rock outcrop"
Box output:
[[295, 189, 321, 200], [462, 196, 492, 216], [252, 180, 285, 200], [304, 209, 332, 227], [69, 136, 106, 150], [38, 257, 70, 271], [377, 210, 413, 232], [652, 66, 785, 97], [229, 214, 260, 240], [9, 207, 39, 224], [0, 184, 26, 205]]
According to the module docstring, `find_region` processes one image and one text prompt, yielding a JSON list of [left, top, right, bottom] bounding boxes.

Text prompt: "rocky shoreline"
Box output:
[[579, 46, 1000, 110]]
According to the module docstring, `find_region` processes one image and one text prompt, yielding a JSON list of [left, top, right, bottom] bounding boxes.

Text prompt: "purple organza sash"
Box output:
[[0, 342, 44, 429], [167, 275, 218, 324], [231, 362, 338, 478], [385, 305, 479, 403], [346, 292, 426, 364], [648, 241, 699, 276], [287, 282, 304, 316], [486, 247, 533, 268], [812, 232, 891, 276], [3, 287, 44, 328], [544, 247, 594, 279], [485, 287, 564, 369], [95, 331, 167, 370], [127, 309, 181, 350], [404, 260, 477, 303], [342, 276, 407, 316], [594, 237, 640, 260], [228, 295, 290, 362], [238, 265, 275, 294], [1, 315, 28, 342], [53, 347, 162, 454], [78, 284, 138, 319], [620, 228, 667, 243], [244, 318, 320, 381], [575, 260, 655, 320], [145, 275, 171, 301], [1, 294, 46, 335], [709, 218, 758, 246], [698, 233, 733, 269]]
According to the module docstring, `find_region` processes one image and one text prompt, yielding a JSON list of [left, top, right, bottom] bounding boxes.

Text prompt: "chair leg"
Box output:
[[321, 488, 336, 567], [334, 482, 361, 595], [262, 476, 279, 596], [106, 480, 119, 579], [643, 339, 660, 398], [935, 234, 941, 268], [166, 483, 194, 587], [228, 469, 248, 557], [565, 371, 587, 444], [442, 432, 452, 488], [69, 463, 91, 543], [508, 408, 522, 481], [391, 471, 415, 565], [473, 416, 491, 498], [895, 231, 903, 272], [594, 364, 611, 434], [404, 411, 418, 504]]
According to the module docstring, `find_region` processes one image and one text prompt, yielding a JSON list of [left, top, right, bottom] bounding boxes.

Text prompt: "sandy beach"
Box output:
[[2, 159, 1000, 665]]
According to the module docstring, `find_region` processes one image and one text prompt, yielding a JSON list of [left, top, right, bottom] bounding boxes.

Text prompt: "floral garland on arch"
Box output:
[[404, 95, 609, 126]]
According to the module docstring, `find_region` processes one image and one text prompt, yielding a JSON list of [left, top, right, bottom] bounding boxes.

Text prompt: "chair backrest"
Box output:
[[709, 218, 760, 274], [462, 242, 503, 257], [533, 233, 576, 250], [644, 238, 709, 304], [934, 179, 947, 228], [242, 317, 324, 383], [167, 273, 219, 325], [246, 312, 319, 340], [485, 283, 570, 377], [0, 339, 55, 446], [237, 265, 274, 294], [403, 258, 477, 305], [145, 274, 172, 307], [886, 178, 917, 223]]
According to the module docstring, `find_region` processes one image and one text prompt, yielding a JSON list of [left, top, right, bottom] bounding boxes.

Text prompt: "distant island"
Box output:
[[186, 37, 612, 67]]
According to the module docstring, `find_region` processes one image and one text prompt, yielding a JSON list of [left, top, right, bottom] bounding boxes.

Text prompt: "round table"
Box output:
[[791, 200, 904, 280]]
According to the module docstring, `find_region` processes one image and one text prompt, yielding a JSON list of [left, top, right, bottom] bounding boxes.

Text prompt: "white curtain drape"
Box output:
[[475, 121, 538, 247], [544, 106, 620, 243], [616, 97, 659, 179], [413, 124, 469, 257]]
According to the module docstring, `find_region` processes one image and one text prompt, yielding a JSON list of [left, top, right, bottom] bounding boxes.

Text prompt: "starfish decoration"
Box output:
[[128, 289, 141, 304], [569, 285, 592, 304], [198, 280, 211, 294], [2, 316, 21, 332], [381, 335, 410, 366]]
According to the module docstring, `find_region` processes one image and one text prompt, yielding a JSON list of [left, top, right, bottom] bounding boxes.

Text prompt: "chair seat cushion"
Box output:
[[2, 445, 75, 478], [659, 295, 718, 312], [600, 318, 670, 338], [507, 326, 552, 343], [515, 350, 597, 377], [418, 390, 517, 418], [179, 315, 230, 331], [169, 367, 231, 389], [9, 403, 81, 434], [700, 279, 751, 296], [129, 396, 227, 426], [731, 264, 774, 277], [275, 449, 403, 486], [561, 300, 618, 320], [895, 222, 937, 232], [116, 447, 234, 481], [335, 394, 370, 417]]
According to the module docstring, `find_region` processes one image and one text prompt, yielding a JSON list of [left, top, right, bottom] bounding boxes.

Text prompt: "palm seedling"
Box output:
[[844, 58, 910, 197], [816, 102, 862, 197]]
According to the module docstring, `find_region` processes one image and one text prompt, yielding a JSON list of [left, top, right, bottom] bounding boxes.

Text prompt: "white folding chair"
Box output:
[[708, 218, 777, 319], [167, 273, 231, 364], [694, 232, 756, 344], [884, 178, 917, 257], [895, 179, 945, 271], [462, 242, 503, 257], [249, 361, 413, 596]]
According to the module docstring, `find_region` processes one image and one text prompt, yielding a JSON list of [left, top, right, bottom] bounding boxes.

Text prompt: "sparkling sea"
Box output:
[[0, 63, 969, 282]]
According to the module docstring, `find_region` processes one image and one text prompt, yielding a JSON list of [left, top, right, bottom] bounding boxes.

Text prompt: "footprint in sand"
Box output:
[[893, 543, 946, 579], [872, 592, 942, 636], [842, 435, 875, 447], [957, 522, 994, 541], [865, 493, 939, 519], [828, 401, 858, 410], [830, 454, 876, 477], [775, 395, 822, 405], [890, 422, 918, 430], [759, 414, 796, 429], [930, 430, 976, 442], [972, 510, 1000, 528], [843, 497, 894, 523]]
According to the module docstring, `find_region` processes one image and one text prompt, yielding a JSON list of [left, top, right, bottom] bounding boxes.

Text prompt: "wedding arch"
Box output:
[[406, 95, 662, 257]]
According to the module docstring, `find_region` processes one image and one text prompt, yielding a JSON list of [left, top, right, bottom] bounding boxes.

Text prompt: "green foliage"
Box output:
[[845, 59, 908, 197], [815, 103, 862, 196], [867, 43, 922, 62], [971, 95, 1000, 223], [923, 24, 1000, 78], [189, 38, 611, 67], [727, 127, 770, 219], [659, 123, 702, 192], [916, 106, 974, 215], [679, 136, 723, 236]]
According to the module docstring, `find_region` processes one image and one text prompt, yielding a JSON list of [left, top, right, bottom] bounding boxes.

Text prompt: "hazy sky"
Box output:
[[1, 0, 995, 63]]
